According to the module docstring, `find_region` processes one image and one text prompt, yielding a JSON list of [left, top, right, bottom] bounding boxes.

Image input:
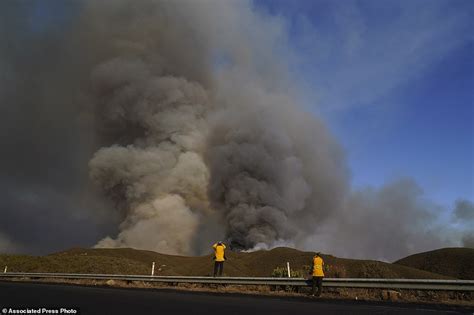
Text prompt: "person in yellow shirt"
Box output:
[[212, 241, 226, 277], [311, 252, 324, 296]]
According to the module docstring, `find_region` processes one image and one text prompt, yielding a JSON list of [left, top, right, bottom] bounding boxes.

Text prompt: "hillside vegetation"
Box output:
[[394, 247, 474, 280], [0, 247, 462, 279]]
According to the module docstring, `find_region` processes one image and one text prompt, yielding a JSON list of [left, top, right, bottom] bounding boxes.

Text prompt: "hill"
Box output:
[[0, 253, 149, 274], [394, 247, 474, 280], [1, 247, 453, 279]]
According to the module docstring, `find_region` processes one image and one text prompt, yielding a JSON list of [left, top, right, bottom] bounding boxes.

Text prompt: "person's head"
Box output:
[[218, 241, 222, 245], [315, 252, 321, 257]]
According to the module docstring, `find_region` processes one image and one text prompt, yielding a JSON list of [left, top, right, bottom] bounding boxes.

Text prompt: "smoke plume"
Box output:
[[0, 0, 471, 260], [453, 199, 474, 249]]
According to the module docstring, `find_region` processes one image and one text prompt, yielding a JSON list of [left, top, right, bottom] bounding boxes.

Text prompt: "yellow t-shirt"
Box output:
[[213, 243, 226, 262], [312, 256, 324, 277]]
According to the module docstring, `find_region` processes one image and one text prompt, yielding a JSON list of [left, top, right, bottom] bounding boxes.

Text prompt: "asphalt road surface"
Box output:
[[0, 281, 472, 315]]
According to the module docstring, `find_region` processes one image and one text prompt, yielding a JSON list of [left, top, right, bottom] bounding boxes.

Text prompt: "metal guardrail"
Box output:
[[1, 272, 473, 291]]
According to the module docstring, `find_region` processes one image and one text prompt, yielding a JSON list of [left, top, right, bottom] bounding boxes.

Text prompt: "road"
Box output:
[[0, 281, 471, 315]]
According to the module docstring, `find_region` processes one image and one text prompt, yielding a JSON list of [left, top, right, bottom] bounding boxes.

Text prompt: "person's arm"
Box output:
[[212, 244, 217, 260]]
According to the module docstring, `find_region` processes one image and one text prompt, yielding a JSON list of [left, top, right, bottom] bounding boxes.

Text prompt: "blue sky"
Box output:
[[256, 0, 473, 209]]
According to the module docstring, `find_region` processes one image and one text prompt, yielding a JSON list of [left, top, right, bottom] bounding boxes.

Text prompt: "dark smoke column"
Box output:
[[206, 102, 348, 250]]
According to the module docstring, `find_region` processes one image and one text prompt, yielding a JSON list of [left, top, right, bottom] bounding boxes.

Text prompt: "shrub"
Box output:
[[271, 266, 303, 278], [271, 266, 303, 292], [328, 265, 346, 278]]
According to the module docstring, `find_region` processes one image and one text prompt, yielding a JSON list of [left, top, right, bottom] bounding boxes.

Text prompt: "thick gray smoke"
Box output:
[[88, 60, 211, 254], [0, 0, 471, 259], [302, 179, 451, 260], [206, 99, 347, 249], [77, 1, 349, 254], [453, 199, 474, 248]]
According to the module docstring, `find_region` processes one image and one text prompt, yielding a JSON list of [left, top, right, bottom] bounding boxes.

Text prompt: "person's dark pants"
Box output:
[[213, 261, 224, 277], [312, 276, 323, 296]]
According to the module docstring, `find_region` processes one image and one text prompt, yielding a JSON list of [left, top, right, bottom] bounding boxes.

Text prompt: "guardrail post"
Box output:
[[3, 266, 7, 273], [287, 262, 290, 278], [151, 262, 155, 276]]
